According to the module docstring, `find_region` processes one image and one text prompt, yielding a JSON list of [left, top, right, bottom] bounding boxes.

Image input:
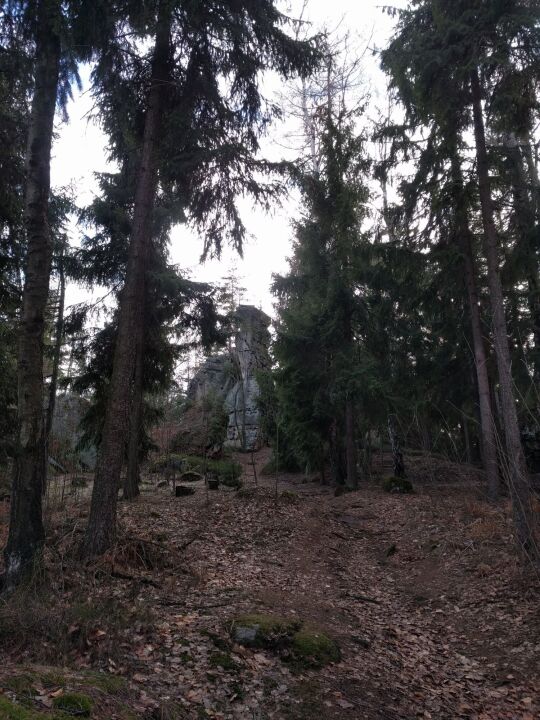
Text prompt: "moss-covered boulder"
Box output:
[[231, 613, 340, 669], [152, 454, 242, 486], [291, 629, 341, 668], [232, 614, 301, 649], [382, 476, 414, 494]]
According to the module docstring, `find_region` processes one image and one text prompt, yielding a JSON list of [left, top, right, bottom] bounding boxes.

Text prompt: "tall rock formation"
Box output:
[[186, 305, 271, 451]]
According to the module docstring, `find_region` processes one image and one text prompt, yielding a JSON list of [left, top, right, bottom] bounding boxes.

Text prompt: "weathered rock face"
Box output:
[[187, 305, 271, 451], [187, 354, 237, 405]]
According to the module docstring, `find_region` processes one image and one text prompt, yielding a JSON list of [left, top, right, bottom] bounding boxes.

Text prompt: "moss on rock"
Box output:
[[232, 614, 301, 648], [290, 629, 341, 668], [231, 614, 339, 669]]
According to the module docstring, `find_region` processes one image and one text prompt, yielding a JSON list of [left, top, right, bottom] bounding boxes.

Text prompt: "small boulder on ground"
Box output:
[[231, 613, 340, 668]]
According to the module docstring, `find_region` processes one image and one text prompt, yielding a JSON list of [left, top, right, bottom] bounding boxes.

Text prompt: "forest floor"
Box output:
[[0, 450, 539, 719]]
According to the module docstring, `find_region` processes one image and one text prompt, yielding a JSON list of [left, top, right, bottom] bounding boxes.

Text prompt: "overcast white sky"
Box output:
[[52, 0, 407, 318]]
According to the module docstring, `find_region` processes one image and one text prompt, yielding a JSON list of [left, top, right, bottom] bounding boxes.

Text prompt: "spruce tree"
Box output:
[[381, 0, 540, 561], [2, 0, 113, 586], [274, 110, 372, 488], [0, 5, 30, 469], [74, 161, 225, 500], [81, 0, 319, 557]]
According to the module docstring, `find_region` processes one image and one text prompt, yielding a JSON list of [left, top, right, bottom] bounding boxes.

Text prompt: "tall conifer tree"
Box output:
[[2, 0, 112, 586], [82, 0, 319, 556], [382, 0, 540, 561]]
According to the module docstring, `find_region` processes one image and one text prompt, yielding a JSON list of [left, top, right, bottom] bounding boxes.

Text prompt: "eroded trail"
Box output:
[[1, 452, 538, 719]]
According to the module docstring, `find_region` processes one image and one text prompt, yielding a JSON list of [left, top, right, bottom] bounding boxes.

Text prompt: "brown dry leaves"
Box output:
[[0, 451, 539, 719]]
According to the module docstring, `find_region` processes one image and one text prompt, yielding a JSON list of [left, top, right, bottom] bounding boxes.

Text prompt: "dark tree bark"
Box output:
[[387, 413, 405, 478], [462, 411, 472, 465], [123, 342, 143, 500], [329, 418, 344, 485], [419, 415, 432, 453], [3, 0, 61, 588], [450, 151, 500, 500], [81, 4, 171, 557], [43, 243, 66, 494], [461, 235, 500, 498], [345, 395, 358, 489], [470, 68, 539, 562]]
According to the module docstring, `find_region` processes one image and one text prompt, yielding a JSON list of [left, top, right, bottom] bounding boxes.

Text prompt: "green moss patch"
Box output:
[[382, 476, 414, 494], [0, 668, 135, 719], [52, 692, 92, 716], [0, 696, 64, 719], [291, 629, 341, 668], [231, 614, 339, 669], [3, 673, 37, 698], [232, 614, 301, 649]]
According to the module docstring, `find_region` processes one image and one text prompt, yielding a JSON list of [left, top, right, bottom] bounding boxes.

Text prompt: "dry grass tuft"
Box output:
[[467, 516, 505, 542], [464, 500, 498, 521]]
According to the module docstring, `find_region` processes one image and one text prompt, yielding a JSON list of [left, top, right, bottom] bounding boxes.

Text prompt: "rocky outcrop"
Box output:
[[187, 305, 271, 451]]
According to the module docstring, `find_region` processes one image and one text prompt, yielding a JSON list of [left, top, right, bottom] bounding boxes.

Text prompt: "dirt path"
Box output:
[[1, 451, 538, 719]]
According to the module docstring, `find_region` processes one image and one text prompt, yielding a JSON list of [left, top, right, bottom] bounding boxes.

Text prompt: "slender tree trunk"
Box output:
[[320, 449, 327, 485], [462, 233, 500, 497], [503, 134, 540, 381], [387, 413, 405, 478], [3, 0, 61, 588], [43, 244, 66, 494], [329, 418, 343, 485], [419, 414, 432, 453], [470, 68, 538, 562], [450, 150, 500, 499], [124, 343, 143, 500], [345, 395, 357, 489], [363, 430, 373, 478], [462, 410, 472, 464], [81, 4, 171, 557]]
